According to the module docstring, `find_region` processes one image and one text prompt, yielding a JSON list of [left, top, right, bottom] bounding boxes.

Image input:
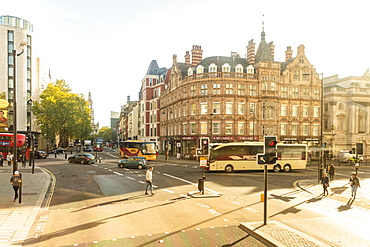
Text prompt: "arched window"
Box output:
[[196, 65, 204, 79], [236, 64, 244, 78], [187, 67, 193, 76], [235, 64, 243, 73], [222, 63, 230, 72], [222, 63, 231, 78], [196, 65, 204, 74], [209, 63, 217, 77], [247, 65, 254, 74]]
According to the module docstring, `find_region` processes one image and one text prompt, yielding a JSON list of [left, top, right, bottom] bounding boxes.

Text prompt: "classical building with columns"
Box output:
[[324, 70, 370, 156], [160, 28, 322, 159]]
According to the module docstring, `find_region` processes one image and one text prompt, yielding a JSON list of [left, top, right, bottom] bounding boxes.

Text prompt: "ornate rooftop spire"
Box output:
[[255, 15, 273, 63]]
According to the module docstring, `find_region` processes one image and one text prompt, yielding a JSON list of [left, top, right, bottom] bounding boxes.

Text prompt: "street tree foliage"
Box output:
[[98, 127, 114, 142], [32, 80, 92, 147]]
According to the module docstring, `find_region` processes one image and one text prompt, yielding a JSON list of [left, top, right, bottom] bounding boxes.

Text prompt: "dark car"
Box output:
[[49, 147, 65, 154], [35, 151, 48, 159], [118, 156, 148, 169], [68, 153, 95, 164]]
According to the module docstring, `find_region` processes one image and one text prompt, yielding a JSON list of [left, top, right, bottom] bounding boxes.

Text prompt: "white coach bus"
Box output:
[[205, 142, 307, 173]]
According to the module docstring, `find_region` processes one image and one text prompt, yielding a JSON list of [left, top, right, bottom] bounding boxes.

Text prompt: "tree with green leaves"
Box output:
[[32, 80, 92, 147], [99, 127, 114, 142]]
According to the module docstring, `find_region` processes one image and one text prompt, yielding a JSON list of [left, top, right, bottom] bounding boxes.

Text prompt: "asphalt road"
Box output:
[[25, 151, 370, 247]]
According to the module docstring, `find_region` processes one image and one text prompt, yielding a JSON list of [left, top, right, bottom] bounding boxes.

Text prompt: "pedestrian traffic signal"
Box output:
[[264, 136, 277, 164]]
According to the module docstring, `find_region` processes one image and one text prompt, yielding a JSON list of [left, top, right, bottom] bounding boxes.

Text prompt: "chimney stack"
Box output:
[[285, 46, 293, 62], [184, 51, 190, 65], [247, 39, 256, 65], [191, 45, 203, 67]]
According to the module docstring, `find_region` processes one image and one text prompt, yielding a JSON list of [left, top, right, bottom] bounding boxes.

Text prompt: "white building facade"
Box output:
[[0, 15, 34, 132], [324, 71, 370, 156]]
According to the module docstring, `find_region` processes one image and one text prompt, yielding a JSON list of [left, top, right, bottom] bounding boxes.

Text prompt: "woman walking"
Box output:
[[10, 171, 21, 202], [321, 173, 330, 196], [349, 173, 360, 198]]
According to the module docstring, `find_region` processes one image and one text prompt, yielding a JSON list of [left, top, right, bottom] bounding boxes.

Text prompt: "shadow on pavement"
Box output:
[[338, 198, 354, 212]]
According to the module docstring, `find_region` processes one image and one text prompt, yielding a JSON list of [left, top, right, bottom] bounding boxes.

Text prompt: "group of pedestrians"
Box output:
[[321, 163, 361, 198], [0, 152, 14, 166]]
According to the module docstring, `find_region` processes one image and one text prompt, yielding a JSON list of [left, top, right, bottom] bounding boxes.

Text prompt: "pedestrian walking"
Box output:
[[10, 171, 21, 202], [321, 173, 330, 196], [21, 154, 26, 167], [7, 153, 13, 166], [349, 173, 360, 198], [145, 166, 154, 195], [0, 152, 4, 166], [328, 164, 335, 181]]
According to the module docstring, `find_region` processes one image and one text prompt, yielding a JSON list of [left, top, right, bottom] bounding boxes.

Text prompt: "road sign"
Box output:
[[199, 156, 207, 167]]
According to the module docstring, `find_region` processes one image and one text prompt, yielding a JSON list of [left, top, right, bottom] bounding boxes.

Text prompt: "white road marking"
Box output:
[[163, 189, 174, 193], [163, 173, 220, 194]]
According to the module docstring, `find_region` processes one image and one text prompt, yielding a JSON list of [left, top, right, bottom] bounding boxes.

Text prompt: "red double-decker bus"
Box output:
[[0, 133, 29, 160]]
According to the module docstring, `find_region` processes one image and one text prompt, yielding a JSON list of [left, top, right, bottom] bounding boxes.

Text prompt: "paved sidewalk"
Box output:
[[0, 165, 51, 246], [240, 178, 370, 246]]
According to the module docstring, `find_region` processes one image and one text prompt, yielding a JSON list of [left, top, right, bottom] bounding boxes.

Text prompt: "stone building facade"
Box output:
[[323, 71, 370, 156], [160, 29, 322, 159]]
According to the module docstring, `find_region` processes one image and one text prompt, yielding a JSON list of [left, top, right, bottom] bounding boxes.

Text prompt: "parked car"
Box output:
[[35, 151, 48, 159], [68, 153, 95, 164], [118, 156, 148, 169], [49, 147, 65, 154], [94, 147, 103, 152]]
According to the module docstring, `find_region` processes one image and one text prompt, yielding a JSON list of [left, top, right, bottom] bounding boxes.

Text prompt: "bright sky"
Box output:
[[4, 0, 370, 127]]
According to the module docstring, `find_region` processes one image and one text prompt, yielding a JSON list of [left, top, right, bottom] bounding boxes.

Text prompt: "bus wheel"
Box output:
[[225, 165, 234, 173], [273, 165, 281, 172], [283, 164, 291, 172]]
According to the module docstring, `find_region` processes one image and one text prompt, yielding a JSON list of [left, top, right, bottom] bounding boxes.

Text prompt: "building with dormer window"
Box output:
[[160, 28, 322, 159]]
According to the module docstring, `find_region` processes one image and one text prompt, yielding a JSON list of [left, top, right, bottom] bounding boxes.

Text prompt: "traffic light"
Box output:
[[264, 136, 277, 164], [34, 138, 38, 148], [25, 135, 30, 147], [199, 137, 209, 155]]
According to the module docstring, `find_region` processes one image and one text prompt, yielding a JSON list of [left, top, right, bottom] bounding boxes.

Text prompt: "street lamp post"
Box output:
[[209, 113, 213, 142], [27, 99, 34, 171], [304, 72, 324, 182], [162, 109, 172, 161], [12, 43, 26, 174]]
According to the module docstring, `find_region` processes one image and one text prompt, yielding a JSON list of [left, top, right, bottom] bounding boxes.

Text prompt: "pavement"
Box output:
[[0, 153, 369, 246]]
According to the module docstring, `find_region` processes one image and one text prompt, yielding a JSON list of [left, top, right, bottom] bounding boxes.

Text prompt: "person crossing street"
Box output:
[[145, 166, 154, 195]]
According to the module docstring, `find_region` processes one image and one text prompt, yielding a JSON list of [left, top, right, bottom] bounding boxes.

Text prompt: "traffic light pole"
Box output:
[[264, 164, 268, 225], [262, 136, 277, 225]]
